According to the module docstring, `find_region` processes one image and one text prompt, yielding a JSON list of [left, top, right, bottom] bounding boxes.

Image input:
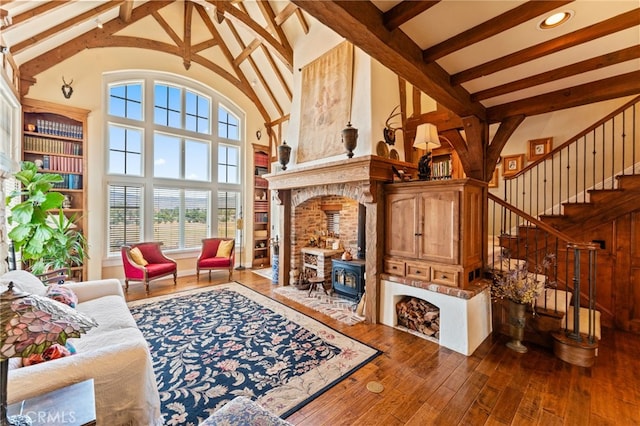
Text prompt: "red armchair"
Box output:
[[196, 238, 235, 281], [121, 242, 177, 293]]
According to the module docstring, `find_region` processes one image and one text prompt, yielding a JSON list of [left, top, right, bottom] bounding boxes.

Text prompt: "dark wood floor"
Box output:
[[124, 271, 640, 426]]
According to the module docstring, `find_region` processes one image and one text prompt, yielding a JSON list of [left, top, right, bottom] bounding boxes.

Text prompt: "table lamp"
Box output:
[[413, 123, 441, 180], [0, 282, 97, 426]]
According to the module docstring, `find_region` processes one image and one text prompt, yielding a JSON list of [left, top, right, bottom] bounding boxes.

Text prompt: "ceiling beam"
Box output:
[[423, 1, 573, 62], [223, 11, 285, 117], [152, 10, 183, 48], [207, 0, 293, 70], [4, 0, 71, 28], [11, 1, 125, 54], [183, 1, 193, 70], [486, 115, 525, 180], [119, 0, 133, 22], [473, 45, 640, 102], [487, 70, 640, 122], [274, 3, 297, 26], [294, 8, 309, 34], [194, 4, 270, 122], [383, 1, 439, 32], [234, 39, 262, 67], [453, 8, 640, 85], [291, 0, 486, 120], [19, 1, 173, 87]]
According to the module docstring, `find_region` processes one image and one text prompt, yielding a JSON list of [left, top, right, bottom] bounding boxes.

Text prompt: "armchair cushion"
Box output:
[[216, 239, 235, 258], [129, 247, 148, 266]]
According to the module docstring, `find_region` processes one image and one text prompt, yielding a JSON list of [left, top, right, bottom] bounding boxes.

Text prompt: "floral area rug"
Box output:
[[128, 283, 380, 425], [273, 285, 366, 326]]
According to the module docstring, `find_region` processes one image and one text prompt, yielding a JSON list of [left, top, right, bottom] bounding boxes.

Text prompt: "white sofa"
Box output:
[[1, 270, 163, 426]]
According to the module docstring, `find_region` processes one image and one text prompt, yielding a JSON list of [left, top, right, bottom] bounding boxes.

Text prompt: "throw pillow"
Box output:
[[0, 270, 47, 296], [46, 284, 78, 308], [129, 247, 149, 266], [23, 343, 72, 366], [215, 240, 234, 258]]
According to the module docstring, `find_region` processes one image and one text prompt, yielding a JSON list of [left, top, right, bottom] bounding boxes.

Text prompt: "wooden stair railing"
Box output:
[[488, 193, 600, 367], [501, 95, 640, 219]]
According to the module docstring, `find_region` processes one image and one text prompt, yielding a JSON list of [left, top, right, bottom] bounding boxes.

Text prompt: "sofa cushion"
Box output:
[[216, 239, 234, 258], [1, 270, 47, 296], [46, 284, 78, 308], [75, 295, 138, 335], [130, 247, 149, 266]]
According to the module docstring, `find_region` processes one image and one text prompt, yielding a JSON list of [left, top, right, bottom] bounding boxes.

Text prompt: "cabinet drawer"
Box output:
[[405, 261, 430, 280], [384, 259, 405, 276], [431, 266, 459, 287]]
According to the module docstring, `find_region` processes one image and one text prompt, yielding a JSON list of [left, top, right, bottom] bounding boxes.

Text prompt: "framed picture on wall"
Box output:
[[528, 137, 553, 162], [488, 167, 499, 188], [502, 154, 524, 177]]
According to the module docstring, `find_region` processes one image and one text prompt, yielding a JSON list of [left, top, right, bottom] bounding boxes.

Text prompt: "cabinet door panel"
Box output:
[[420, 190, 459, 263], [385, 193, 419, 258]]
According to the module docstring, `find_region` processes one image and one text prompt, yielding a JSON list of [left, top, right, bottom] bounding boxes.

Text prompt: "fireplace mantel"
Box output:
[[265, 155, 417, 201], [264, 155, 417, 324]]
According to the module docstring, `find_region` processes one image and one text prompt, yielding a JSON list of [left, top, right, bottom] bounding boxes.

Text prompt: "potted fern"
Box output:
[[5, 161, 87, 276]]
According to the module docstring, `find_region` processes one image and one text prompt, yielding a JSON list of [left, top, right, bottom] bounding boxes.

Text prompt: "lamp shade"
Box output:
[[1, 281, 97, 426], [413, 123, 441, 151], [1, 282, 97, 359]]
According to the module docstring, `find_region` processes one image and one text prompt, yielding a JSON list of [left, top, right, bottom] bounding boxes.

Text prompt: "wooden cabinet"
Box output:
[[252, 144, 270, 267], [384, 179, 485, 288], [22, 98, 88, 280]]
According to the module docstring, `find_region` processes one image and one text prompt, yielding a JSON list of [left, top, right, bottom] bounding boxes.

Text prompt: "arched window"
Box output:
[[104, 72, 243, 255]]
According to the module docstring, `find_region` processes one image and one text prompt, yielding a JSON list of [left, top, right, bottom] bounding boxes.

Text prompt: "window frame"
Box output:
[[104, 71, 244, 257]]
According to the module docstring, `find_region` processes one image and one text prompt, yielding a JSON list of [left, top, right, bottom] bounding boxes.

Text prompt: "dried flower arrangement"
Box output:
[[491, 253, 556, 307]]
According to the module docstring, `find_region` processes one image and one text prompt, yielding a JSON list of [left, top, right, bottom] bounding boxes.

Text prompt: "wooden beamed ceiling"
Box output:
[[2, 1, 639, 180], [8, 0, 307, 127], [292, 0, 640, 180]]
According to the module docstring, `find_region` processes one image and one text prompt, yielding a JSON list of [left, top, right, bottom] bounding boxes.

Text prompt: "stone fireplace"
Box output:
[[264, 156, 492, 355], [265, 155, 415, 323]]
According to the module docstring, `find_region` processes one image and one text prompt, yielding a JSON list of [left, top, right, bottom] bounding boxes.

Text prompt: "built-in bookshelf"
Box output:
[[22, 98, 89, 280], [431, 139, 463, 180], [252, 144, 270, 268]]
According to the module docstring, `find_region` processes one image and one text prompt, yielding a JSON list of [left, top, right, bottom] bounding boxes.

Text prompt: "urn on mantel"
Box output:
[[342, 122, 358, 158], [278, 140, 291, 170]]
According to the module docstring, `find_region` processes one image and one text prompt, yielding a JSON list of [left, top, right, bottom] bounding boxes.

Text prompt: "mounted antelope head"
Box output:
[[383, 105, 402, 145], [61, 77, 74, 99]]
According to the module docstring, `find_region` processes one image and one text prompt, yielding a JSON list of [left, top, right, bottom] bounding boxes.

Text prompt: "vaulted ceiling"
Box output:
[[2, 1, 639, 178]]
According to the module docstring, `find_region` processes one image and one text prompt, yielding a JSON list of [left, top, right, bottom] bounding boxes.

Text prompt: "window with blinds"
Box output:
[[217, 191, 239, 238], [153, 188, 210, 250], [105, 71, 242, 256], [108, 185, 142, 253]]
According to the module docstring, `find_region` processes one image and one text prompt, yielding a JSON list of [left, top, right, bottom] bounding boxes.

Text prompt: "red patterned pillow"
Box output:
[[23, 344, 72, 366], [45, 284, 78, 308]]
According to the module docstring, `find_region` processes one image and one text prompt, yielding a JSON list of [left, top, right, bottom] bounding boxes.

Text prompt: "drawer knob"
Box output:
[[441, 274, 446, 279], [392, 266, 397, 269], [416, 270, 421, 274]]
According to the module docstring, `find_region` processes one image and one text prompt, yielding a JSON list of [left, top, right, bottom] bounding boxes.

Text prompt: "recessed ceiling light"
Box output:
[[538, 10, 574, 30]]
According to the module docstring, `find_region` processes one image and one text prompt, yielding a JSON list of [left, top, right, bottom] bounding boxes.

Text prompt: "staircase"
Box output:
[[488, 95, 640, 366]]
